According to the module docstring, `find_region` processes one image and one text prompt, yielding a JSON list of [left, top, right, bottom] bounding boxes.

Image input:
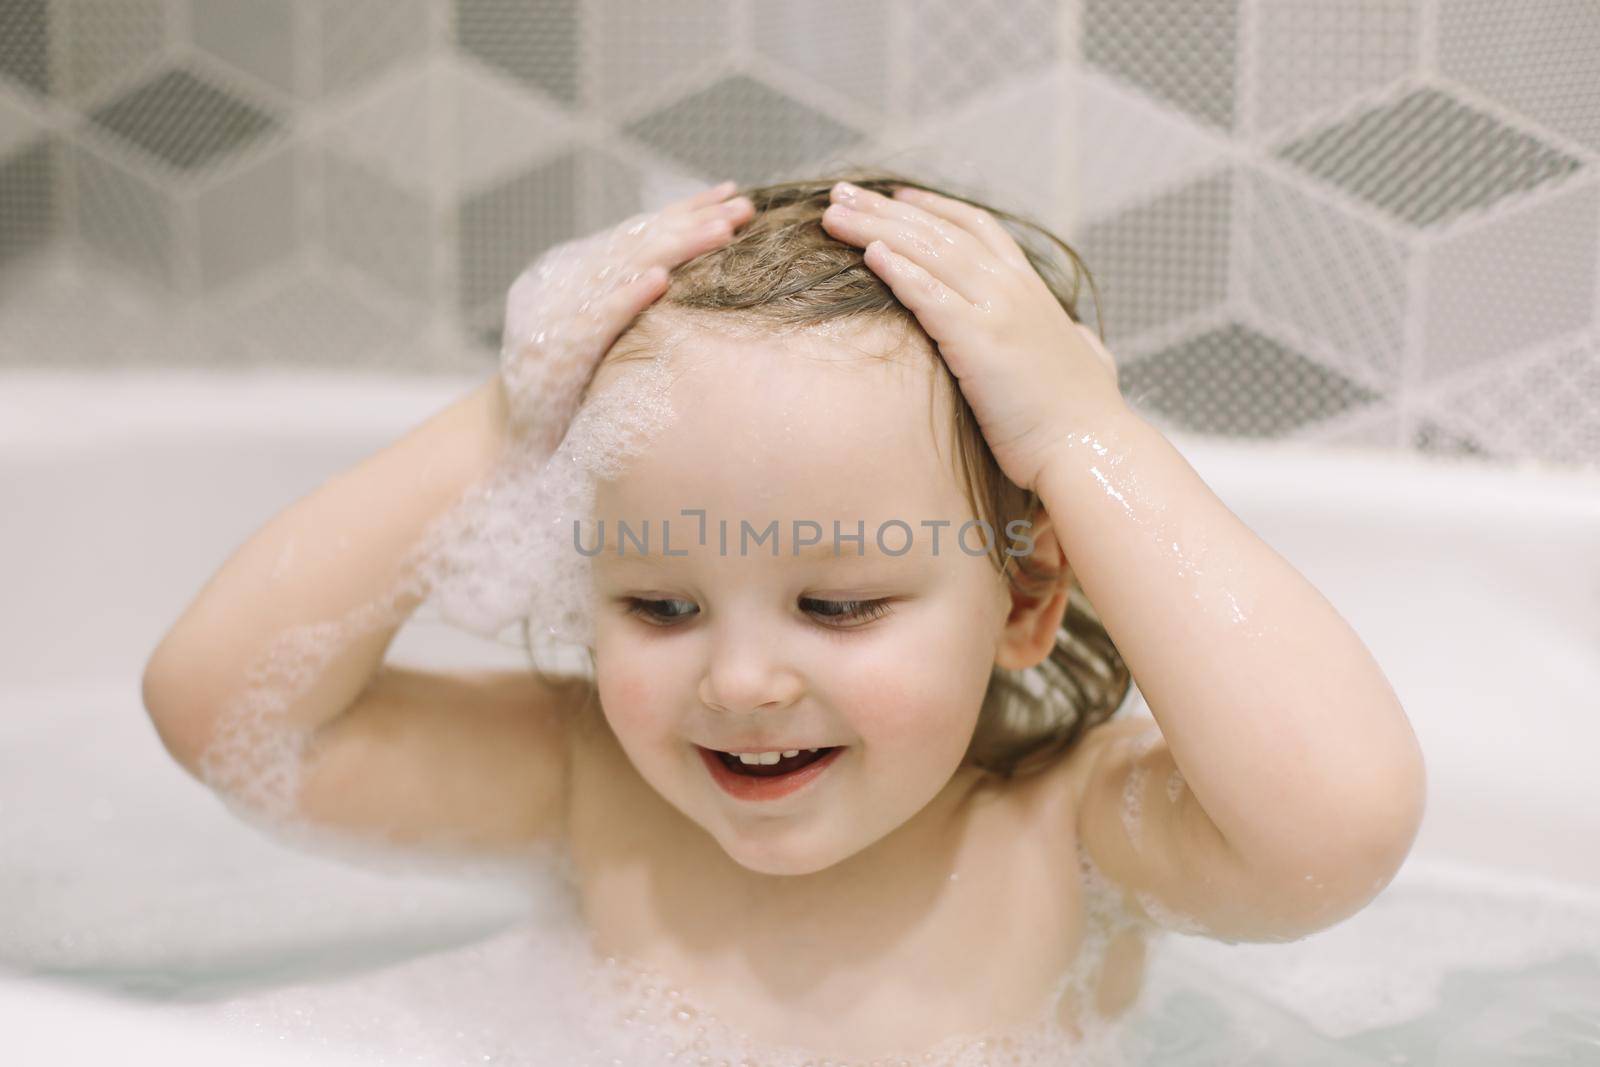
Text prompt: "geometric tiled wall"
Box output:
[[1, 0, 1596, 470]]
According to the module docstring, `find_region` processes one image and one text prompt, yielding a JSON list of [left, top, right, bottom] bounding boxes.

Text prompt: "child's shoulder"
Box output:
[[985, 712, 1161, 818]]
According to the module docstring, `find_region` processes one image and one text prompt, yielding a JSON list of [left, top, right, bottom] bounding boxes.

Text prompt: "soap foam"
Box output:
[[184, 839, 1149, 1067]]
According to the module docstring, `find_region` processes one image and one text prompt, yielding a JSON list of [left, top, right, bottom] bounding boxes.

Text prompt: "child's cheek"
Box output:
[[840, 666, 967, 760]]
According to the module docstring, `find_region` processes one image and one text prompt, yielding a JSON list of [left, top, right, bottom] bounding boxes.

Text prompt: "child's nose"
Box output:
[[698, 631, 804, 715]]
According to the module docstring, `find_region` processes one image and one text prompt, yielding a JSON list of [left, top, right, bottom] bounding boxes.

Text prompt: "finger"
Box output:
[[823, 202, 995, 306], [830, 182, 998, 286], [860, 238, 972, 351], [891, 186, 1031, 271], [644, 210, 739, 272], [590, 266, 671, 352]]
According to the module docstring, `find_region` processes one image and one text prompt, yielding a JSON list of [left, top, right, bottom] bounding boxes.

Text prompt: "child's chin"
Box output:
[[718, 828, 866, 878]]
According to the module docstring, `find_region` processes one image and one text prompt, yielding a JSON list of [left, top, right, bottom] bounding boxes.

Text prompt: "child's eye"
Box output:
[[799, 597, 894, 629], [619, 597, 893, 629], [622, 597, 698, 625]]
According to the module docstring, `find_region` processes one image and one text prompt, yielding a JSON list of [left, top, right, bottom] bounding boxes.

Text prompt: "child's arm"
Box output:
[[140, 375, 580, 850], [1037, 402, 1426, 940], [822, 179, 1426, 941], [143, 180, 756, 852]]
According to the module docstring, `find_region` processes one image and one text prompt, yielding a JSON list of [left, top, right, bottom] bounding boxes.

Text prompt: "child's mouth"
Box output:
[[716, 747, 838, 776], [696, 745, 846, 801]]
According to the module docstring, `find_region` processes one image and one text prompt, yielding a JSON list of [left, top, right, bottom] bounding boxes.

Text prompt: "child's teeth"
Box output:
[[729, 748, 827, 765]]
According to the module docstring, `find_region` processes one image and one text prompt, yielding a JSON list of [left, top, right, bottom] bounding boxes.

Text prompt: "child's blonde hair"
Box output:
[[531, 168, 1131, 780]]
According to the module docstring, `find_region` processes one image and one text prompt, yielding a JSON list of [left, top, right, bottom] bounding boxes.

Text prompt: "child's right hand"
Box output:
[[498, 180, 755, 450]]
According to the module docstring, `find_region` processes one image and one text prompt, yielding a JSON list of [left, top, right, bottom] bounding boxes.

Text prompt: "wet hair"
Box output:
[[547, 168, 1132, 780]]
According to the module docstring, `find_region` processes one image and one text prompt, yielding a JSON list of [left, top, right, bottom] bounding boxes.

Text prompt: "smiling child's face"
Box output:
[[585, 320, 1016, 877]]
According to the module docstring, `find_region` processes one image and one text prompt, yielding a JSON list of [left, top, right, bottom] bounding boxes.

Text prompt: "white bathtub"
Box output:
[[3, 370, 1598, 1063]]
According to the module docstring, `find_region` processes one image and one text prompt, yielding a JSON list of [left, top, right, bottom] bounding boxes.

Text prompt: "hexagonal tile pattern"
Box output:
[[0, 134, 55, 271], [904, 0, 1058, 119], [70, 141, 177, 287], [192, 0, 295, 97], [890, 67, 1072, 233], [590, 0, 732, 118], [193, 143, 298, 292], [1075, 168, 1234, 344], [1083, 0, 1239, 131], [61, 0, 168, 105], [1422, 179, 1599, 382], [319, 59, 570, 199], [1273, 86, 1584, 230], [1246, 167, 1411, 390], [0, 0, 50, 96], [0, 262, 190, 367], [1439, 0, 1600, 154], [749, 0, 888, 118], [623, 73, 864, 186], [205, 270, 456, 371], [458, 150, 580, 316], [0, 0, 1594, 474], [1074, 66, 1223, 224], [1251, 0, 1420, 136], [454, 0, 581, 107], [86, 67, 280, 172], [320, 150, 435, 301], [1434, 337, 1600, 467], [316, 0, 431, 99], [1120, 321, 1383, 436]]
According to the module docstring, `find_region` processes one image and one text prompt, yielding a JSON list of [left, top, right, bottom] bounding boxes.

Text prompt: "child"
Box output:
[[142, 172, 1427, 1064]]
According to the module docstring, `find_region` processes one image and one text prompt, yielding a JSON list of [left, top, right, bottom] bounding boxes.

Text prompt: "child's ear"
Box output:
[[994, 508, 1074, 673]]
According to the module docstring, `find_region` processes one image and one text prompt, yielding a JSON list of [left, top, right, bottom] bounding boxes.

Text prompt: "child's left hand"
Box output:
[[821, 180, 1125, 494]]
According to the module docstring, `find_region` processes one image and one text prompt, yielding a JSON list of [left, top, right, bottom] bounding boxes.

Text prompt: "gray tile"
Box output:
[[86, 67, 280, 172], [750, 0, 888, 117], [1119, 322, 1383, 437], [316, 0, 431, 98], [205, 272, 452, 371], [1422, 180, 1599, 382], [1439, 0, 1600, 155], [0, 0, 50, 96], [574, 145, 644, 235], [1251, 0, 1420, 134], [1076, 168, 1234, 343], [192, 0, 296, 97], [454, 0, 581, 107], [622, 73, 864, 186], [458, 151, 580, 316], [321, 150, 436, 301], [0, 94, 39, 157], [1083, 0, 1239, 131], [61, 0, 168, 104], [1245, 168, 1411, 389], [1273, 86, 1585, 229], [590, 0, 731, 117], [0, 135, 57, 270], [1441, 338, 1600, 468], [194, 143, 298, 292], [70, 142, 177, 287], [904, 0, 1057, 117]]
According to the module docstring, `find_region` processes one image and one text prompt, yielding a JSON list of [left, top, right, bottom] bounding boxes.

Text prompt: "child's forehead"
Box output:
[[592, 325, 967, 517]]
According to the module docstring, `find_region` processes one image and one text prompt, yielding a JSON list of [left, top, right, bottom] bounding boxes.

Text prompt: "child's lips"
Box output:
[[696, 745, 846, 802]]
